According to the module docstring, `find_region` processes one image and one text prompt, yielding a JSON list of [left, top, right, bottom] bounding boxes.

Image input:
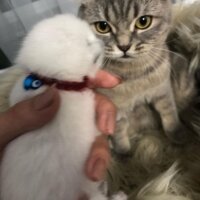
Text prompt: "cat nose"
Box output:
[[117, 45, 131, 52]]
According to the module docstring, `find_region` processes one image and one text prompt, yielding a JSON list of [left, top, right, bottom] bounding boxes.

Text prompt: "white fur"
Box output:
[[136, 163, 190, 200], [0, 14, 126, 200], [16, 14, 103, 82]]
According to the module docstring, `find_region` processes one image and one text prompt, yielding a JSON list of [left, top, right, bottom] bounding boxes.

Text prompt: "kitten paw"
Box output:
[[110, 191, 128, 200], [112, 117, 131, 154], [112, 137, 131, 155]]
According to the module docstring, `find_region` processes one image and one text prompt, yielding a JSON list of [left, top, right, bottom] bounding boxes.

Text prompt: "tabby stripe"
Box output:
[[134, 2, 139, 18], [123, 0, 128, 17], [119, 0, 124, 17], [134, 50, 167, 80], [105, 6, 110, 21], [109, 1, 119, 19], [125, 0, 131, 18], [135, 42, 144, 51]]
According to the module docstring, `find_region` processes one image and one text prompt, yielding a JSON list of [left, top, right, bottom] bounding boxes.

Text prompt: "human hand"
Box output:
[[85, 70, 120, 180], [0, 70, 120, 199], [79, 70, 120, 200], [0, 87, 60, 153]]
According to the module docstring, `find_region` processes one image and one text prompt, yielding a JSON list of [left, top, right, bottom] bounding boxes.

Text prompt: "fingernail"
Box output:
[[99, 113, 115, 135], [110, 73, 122, 84], [33, 88, 56, 110], [99, 113, 107, 134], [92, 159, 106, 181]]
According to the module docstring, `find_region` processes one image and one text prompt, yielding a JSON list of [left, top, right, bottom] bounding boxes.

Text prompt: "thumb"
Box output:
[[0, 87, 60, 150]]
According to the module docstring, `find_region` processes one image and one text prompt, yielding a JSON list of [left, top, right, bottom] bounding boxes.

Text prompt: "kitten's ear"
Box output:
[[78, 0, 94, 16]]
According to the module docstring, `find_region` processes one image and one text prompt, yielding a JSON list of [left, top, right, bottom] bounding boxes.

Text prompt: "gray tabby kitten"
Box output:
[[79, 0, 187, 153]]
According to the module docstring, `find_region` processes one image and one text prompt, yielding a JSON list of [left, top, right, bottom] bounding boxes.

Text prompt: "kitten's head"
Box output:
[[79, 0, 172, 62], [16, 14, 103, 81]]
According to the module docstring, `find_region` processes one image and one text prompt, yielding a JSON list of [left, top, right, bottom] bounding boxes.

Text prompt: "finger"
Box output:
[[0, 87, 60, 150], [89, 70, 121, 88], [95, 93, 117, 135], [85, 135, 110, 182]]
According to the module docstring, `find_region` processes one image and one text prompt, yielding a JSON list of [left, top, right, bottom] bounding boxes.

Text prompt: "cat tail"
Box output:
[[133, 162, 191, 200], [168, 2, 200, 138]]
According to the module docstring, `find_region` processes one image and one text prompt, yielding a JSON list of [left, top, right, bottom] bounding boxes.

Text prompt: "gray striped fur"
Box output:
[[79, 0, 188, 153]]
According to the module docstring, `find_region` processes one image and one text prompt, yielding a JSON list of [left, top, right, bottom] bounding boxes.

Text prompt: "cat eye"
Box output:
[[135, 16, 153, 30], [94, 21, 111, 34]]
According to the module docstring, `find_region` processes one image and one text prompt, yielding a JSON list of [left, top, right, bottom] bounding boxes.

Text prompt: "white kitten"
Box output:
[[0, 14, 126, 200]]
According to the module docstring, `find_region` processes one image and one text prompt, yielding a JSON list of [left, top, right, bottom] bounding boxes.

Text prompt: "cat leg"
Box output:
[[112, 115, 130, 154], [152, 91, 188, 144]]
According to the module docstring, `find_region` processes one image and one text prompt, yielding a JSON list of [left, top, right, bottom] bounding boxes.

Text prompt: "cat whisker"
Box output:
[[165, 38, 179, 45], [150, 47, 182, 75], [102, 57, 112, 69], [151, 46, 186, 61]]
